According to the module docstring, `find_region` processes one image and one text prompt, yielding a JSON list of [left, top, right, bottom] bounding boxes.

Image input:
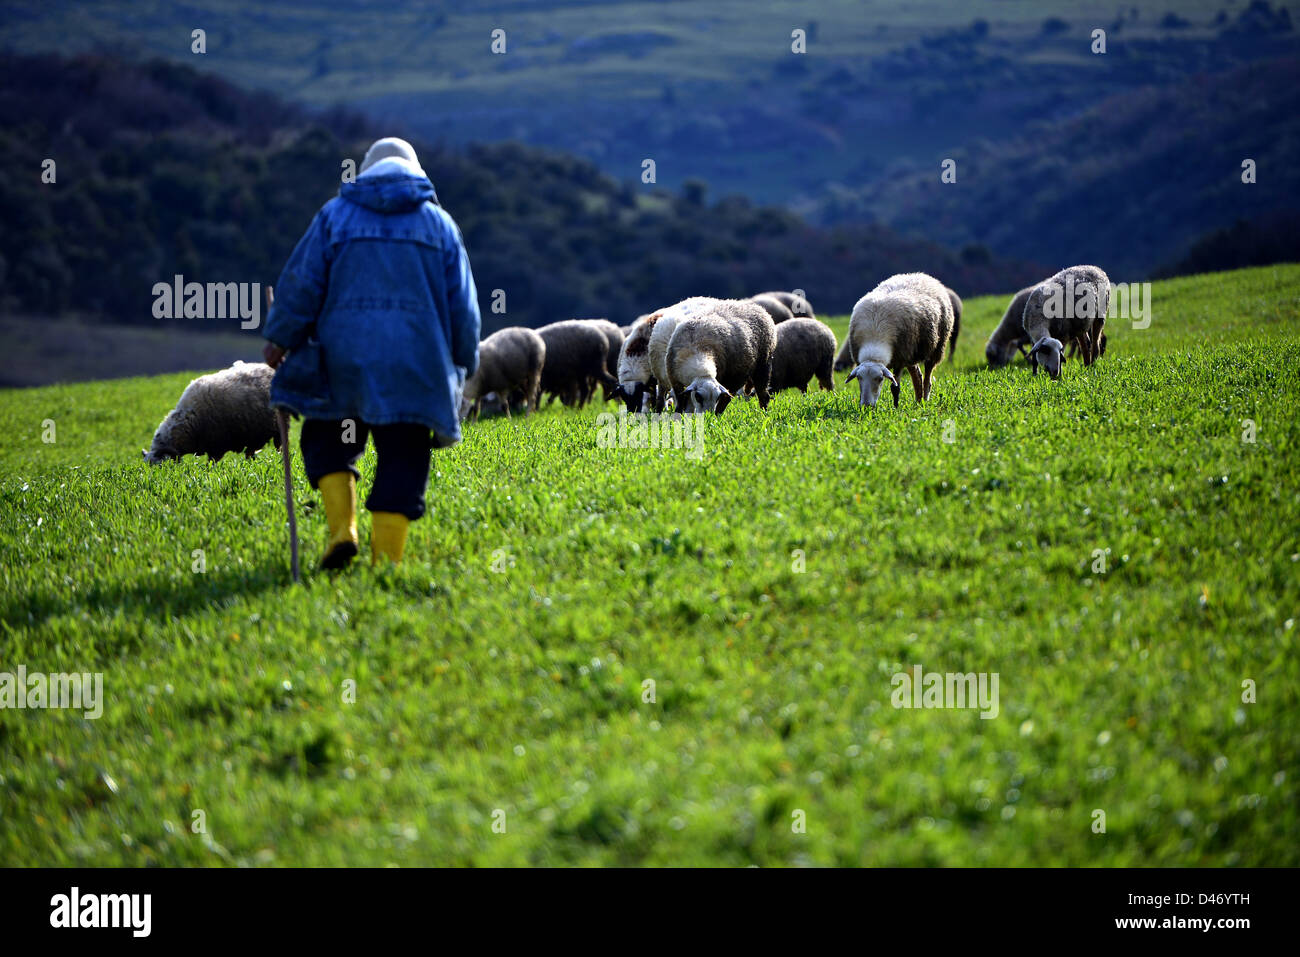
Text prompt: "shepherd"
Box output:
[[263, 137, 481, 569]]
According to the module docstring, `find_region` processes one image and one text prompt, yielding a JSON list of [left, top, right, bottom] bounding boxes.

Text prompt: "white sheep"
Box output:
[[666, 299, 777, 413], [646, 296, 726, 411], [845, 272, 954, 408], [143, 360, 278, 463], [461, 326, 546, 419], [1021, 265, 1110, 379]]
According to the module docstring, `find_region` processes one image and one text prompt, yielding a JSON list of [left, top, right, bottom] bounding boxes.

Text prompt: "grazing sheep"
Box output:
[[647, 296, 727, 411], [667, 299, 777, 413], [770, 317, 837, 394], [837, 284, 961, 371], [985, 286, 1036, 368], [536, 319, 618, 407], [581, 318, 624, 402], [845, 272, 955, 408], [143, 361, 278, 463], [614, 313, 659, 412], [750, 294, 795, 325], [987, 283, 1109, 370], [461, 326, 546, 420], [755, 290, 815, 318], [945, 286, 962, 362], [1022, 265, 1110, 379]]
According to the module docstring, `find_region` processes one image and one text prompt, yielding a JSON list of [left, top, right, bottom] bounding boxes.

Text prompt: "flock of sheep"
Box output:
[[143, 265, 1111, 461]]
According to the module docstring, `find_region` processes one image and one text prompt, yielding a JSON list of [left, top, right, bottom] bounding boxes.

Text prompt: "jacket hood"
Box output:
[[340, 170, 439, 213]]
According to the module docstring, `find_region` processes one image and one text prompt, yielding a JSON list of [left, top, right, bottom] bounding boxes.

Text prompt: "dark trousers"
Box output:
[[300, 419, 433, 520]]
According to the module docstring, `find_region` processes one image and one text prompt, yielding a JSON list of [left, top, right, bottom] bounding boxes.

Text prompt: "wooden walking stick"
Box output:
[[266, 285, 300, 583]]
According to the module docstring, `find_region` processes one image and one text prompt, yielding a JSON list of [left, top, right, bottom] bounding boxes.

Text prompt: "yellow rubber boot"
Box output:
[[317, 472, 359, 570], [371, 511, 410, 565]]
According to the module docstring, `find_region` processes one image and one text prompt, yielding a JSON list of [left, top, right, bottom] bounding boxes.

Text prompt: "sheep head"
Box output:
[[985, 337, 1022, 369], [1028, 337, 1066, 380], [682, 378, 731, 414], [846, 361, 898, 408], [614, 381, 649, 413]]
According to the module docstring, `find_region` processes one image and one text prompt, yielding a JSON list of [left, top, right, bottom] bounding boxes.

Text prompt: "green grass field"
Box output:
[[2, 265, 1298, 866]]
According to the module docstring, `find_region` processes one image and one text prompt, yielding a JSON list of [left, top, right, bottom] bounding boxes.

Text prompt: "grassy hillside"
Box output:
[[1, 265, 1297, 866]]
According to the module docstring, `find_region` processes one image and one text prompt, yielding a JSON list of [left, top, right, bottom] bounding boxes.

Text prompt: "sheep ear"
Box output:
[[715, 391, 733, 415], [140, 449, 148, 459], [846, 366, 860, 383], [882, 368, 899, 386]]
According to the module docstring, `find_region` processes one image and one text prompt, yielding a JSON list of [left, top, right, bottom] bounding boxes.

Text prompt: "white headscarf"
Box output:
[[359, 137, 425, 177]]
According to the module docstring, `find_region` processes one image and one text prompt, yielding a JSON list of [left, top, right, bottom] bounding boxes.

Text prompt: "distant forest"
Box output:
[[0, 51, 1293, 335]]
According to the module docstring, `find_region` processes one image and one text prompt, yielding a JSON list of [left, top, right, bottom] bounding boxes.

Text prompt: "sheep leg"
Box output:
[[1078, 335, 1093, 366], [907, 366, 924, 404], [752, 358, 773, 410], [922, 360, 938, 401], [1089, 318, 1106, 365]]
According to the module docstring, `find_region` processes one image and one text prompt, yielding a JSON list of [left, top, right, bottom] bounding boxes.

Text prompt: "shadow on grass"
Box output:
[[3, 563, 291, 639]]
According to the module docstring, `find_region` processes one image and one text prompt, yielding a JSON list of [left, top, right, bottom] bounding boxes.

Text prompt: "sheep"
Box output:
[[750, 294, 794, 325], [845, 272, 954, 408], [836, 283, 961, 371], [770, 317, 837, 394], [755, 290, 815, 318], [987, 283, 1109, 370], [646, 296, 728, 411], [946, 286, 962, 362], [985, 286, 1036, 368], [143, 360, 278, 463], [461, 326, 546, 420], [581, 318, 624, 403], [614, 313, 658, 412], [666, 299, 777, 413], [536, 319, 618, 407], [1021, 265, 1110, 379]]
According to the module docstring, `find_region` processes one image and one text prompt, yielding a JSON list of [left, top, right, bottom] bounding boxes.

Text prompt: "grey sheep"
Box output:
[[987, 283, 1108, 370], [581, 318, 625, 403], [985, 286, 1036, 368], [144, 360, 279, 463], [755, 290, 815, 318], [770, 317, 837, 394], [666, 299, 777, 413], [750, 294, 795, 325], [845, 272, 955, 408], [461, 326, 546, 420], [537, 319, 618, 407], [1022, 265, 1110, 379]]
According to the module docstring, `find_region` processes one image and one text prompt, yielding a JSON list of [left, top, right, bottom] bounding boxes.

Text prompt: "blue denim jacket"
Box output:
[[264, 169, 481, 444]]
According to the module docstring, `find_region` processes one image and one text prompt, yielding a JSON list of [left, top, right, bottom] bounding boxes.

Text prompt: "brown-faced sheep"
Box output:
[[845, 272, 955, 408], [461, 327, 546, 420], [666, 300, 777, 413], [770, 318, 837, 394], [537, 319, 618, 407], [144, 361, 279, 463], [1022, 265, 1110, 379]]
